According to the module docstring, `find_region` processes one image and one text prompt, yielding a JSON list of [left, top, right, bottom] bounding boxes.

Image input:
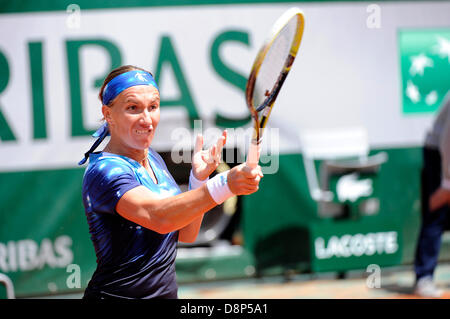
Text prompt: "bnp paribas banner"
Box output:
[[1, 1, 450, 297], [1, 1, 450, 173], [399, 29, 450, 114]]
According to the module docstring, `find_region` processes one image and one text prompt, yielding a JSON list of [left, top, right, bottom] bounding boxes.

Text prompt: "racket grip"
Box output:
[[246, 141, 261, 168]]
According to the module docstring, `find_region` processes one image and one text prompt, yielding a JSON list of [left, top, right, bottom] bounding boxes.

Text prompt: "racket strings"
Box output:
[[252, 17, 298, 112]]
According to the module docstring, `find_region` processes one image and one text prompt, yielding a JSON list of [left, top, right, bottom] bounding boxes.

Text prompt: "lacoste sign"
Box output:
[[314, 231, 398, 260]]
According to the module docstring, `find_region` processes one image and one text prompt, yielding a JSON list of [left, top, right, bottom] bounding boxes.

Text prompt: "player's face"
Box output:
[[103, 85, 160, 151]]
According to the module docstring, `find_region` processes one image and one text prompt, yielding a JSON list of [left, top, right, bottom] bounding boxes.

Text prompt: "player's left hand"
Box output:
[[191, 130, 227, 181], [429, 187, 450, 212]]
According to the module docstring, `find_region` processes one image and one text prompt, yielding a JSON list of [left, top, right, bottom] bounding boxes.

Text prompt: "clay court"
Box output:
[[178, 263, 450, 299]]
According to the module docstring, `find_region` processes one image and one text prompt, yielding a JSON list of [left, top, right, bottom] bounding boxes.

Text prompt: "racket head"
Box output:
[[245, 7, 305, 143]]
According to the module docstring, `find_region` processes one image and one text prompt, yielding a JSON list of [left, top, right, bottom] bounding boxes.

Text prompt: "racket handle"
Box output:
[[246, 141, 261, 168]]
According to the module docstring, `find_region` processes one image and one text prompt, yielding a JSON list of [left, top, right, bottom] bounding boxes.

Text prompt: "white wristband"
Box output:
[[189, 170, 209, 190], [206, 171, 234, 204]]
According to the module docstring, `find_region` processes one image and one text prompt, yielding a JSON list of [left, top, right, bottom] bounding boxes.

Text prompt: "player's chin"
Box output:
[[132, 136, 154, 150]]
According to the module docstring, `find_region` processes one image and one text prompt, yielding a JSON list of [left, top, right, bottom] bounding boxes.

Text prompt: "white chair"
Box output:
[[299, 127, 387, 217]]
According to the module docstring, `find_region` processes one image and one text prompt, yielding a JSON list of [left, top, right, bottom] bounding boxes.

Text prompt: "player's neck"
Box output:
[[103, 142, 148, 166]]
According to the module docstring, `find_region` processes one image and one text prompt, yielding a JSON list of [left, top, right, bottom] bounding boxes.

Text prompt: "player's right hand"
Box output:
[[227, 163, 263, 195]]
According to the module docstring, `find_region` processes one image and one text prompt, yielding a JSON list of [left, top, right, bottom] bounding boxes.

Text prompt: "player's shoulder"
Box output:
[[85, 152, 135, 178]]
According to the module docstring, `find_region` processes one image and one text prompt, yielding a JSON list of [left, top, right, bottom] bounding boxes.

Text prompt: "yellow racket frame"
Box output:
[[245, 8, 305, 167]]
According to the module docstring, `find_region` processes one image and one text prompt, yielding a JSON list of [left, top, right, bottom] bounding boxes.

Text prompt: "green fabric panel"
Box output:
[[0, 168, 96, 297]]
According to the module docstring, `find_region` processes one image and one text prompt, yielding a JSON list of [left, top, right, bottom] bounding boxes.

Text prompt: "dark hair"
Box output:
[[98, 65, 154, 106]]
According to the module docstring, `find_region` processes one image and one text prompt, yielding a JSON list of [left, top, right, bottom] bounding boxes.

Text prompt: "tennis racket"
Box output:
[[245, 7, 305, 168]]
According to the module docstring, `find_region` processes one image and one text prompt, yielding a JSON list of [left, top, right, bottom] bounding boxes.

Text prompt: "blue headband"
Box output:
[[102, 70, 159, 106], [79, 70, 159, 165]]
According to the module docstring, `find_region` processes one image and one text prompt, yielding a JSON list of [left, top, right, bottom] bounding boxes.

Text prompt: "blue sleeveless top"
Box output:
[[81, 149, 181, 299]]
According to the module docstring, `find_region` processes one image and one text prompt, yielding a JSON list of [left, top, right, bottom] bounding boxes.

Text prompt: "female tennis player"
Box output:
[[79, 65, 263, 299]]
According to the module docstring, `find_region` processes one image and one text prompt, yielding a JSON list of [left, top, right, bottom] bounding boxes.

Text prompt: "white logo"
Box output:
[[409, 53, 434, 77], [135, 72, 147, 82], [336, 173, 373, 202], [434, 36, 450, 63], [315, 231, 398, 260], [0, 236, 73, 272]]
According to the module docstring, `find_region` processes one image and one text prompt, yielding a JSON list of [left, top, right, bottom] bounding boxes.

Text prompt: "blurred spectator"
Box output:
[[414, 92, 450, 298]]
